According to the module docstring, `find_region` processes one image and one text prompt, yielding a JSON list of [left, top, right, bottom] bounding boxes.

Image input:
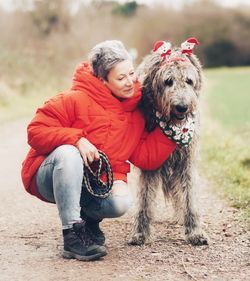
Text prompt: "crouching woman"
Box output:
[[21, 40, 176, 261]]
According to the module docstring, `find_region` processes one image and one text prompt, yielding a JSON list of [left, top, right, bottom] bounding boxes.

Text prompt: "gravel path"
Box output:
[[0, 118, 249, 281]]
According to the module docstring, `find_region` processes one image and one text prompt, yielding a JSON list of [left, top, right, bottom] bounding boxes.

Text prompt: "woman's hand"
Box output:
[[76, 137, 100, 166]]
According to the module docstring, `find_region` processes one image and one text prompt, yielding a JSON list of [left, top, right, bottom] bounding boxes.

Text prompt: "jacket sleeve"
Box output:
[[129, 127, 176, 170], [27, 93, 86, 154]]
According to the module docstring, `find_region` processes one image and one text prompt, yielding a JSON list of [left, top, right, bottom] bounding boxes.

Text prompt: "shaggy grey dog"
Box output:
[[129, 39, 209, 246]]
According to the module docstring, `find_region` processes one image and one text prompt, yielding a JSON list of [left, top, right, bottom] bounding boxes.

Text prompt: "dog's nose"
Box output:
[[175, 104, 188, 113]]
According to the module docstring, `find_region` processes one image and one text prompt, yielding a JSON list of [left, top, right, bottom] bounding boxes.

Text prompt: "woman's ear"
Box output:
[[100, 77, 106, 85]]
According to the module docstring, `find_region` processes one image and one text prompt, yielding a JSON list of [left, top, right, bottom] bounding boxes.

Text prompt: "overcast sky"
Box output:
[[0, 0, 250, 11]]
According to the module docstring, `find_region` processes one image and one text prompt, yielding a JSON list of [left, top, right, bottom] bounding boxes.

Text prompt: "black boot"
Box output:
[[80, 209, 105, 246], [86, 220, 105, 246], [63, 221, 107, 261]]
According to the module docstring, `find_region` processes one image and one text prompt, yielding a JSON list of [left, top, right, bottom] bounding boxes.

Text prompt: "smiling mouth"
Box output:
[[124, 88, 134, 94], [125, 87, 133, 91], [174, 114, 186, 120]]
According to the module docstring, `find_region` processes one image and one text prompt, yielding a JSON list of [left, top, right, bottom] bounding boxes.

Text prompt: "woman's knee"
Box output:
[[36, 145, 83, 202], [107, 181, 134, 217], [52, 145, 83, 171], [109, 194, 134, 217], [82, 190, 134, 220]]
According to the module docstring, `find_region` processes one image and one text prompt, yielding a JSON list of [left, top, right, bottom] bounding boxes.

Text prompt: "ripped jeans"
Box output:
[[36, 145, 133, 229]]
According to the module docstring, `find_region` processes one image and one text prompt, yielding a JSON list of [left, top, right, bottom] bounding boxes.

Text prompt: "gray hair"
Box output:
[[88, 40, 132, 81]]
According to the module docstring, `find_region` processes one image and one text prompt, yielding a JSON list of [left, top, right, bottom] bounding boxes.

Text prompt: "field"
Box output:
[[1, 61, 249, 280], [201, 67, 250, 226], [1, 56, 249, 226]]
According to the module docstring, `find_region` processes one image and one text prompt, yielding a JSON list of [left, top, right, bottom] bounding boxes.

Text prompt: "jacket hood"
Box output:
[[71, 62, 141, 112]]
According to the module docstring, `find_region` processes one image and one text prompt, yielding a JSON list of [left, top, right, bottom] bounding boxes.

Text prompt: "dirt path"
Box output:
[[0, 118, 249, 281]]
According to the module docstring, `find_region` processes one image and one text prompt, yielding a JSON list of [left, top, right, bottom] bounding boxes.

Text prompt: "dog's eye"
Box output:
[[164, 78, 173, 87], [186, 78, 193, 86]]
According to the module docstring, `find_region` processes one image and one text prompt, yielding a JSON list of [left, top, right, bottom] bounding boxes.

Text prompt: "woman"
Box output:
[[21, 40, 177, 261]]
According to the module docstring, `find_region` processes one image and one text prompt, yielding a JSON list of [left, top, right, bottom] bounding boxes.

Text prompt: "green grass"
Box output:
[[0, 84, 61, 122], [204, 67, 250, 130], [201, 67, 250, 227], [0, 47, 73, 122], [0, 91, 55, 122]]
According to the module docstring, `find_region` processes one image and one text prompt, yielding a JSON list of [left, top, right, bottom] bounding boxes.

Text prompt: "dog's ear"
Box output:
[[180, 38, 203, 93], [139, 75, 157, 132], [188, 54, 203, 93], [138, 54, 162, 131]]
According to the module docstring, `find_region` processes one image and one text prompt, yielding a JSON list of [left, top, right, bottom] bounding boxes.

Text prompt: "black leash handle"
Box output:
[[82, 151, 113, 198]]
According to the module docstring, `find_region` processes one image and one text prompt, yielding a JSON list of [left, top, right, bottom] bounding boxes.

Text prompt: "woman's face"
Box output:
[[105, 60, 136, 99]]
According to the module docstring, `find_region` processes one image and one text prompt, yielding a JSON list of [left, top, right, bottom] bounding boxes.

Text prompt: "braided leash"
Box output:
[[82, 151, 113, 198]]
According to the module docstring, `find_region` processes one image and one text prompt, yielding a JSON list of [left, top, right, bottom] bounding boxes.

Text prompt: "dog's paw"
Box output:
[[128, 233, 146, 246], [186, 231, 209, 246]]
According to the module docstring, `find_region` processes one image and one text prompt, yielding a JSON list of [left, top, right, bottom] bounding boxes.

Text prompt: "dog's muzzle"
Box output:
[[172, 104, 189, 121]]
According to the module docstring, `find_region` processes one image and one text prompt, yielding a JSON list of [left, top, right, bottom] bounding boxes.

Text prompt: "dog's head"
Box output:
[[138, 38, 203, 131]]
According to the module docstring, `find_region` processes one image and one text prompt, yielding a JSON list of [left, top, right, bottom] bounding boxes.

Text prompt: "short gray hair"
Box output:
[[88, 40, 132, 81]]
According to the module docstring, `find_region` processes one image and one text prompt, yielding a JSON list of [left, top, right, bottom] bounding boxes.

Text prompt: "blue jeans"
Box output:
[[36, 145, 133, 229]]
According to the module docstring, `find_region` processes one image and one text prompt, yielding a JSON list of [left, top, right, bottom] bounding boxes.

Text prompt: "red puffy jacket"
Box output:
[[21, 62, 176, 201]]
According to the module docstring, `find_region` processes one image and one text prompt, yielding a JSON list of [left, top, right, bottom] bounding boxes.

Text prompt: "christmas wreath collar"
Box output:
[[155, 111, 196, 147]]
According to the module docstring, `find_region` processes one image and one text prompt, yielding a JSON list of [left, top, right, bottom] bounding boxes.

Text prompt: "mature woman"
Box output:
[[21, 40, 176, 261]]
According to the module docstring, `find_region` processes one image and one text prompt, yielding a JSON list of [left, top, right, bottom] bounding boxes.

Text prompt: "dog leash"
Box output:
[[82, 151, 113, 198]]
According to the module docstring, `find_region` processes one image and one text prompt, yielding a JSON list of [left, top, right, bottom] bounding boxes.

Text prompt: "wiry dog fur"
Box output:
[[129, 46, 209, 246]]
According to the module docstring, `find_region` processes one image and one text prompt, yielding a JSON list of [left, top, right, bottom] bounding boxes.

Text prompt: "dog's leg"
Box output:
[[128, 171, 159, 246], [180, 164, 209, 246]]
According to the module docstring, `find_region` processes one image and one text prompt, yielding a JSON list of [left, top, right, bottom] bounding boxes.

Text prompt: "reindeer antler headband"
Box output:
[[153, 37, 200, 64]]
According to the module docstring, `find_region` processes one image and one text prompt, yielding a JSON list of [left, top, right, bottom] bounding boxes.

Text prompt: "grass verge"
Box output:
[[201, 122, 250, 227], [201, 67, 250, 227]]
